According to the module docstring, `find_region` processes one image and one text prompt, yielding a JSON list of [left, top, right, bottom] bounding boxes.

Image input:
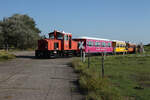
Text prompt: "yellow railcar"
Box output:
[[112, 41, 128, 53]]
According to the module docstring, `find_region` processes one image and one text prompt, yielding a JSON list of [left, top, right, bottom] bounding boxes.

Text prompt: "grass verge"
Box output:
[[72, 46, 150, 100]]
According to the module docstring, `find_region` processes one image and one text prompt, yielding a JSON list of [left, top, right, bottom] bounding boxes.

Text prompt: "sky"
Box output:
[[0, 0, 150, 44]]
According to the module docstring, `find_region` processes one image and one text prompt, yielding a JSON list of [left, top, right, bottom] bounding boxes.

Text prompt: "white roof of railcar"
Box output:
[[74, 36, 110, 41], [112, 40, 126, 43]]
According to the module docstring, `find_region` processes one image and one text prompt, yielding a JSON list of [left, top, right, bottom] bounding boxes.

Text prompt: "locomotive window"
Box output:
[[64, 35, 67, 40], [57, 33, 63, 40], [66, 35, 69, 40], [49, 34, 54, 39]]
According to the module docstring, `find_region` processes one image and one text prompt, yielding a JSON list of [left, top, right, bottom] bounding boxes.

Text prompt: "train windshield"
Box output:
[[57, 33, 63, 40], [49, 33, 54, 39]]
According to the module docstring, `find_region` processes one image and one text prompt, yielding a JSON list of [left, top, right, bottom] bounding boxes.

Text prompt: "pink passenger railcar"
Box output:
[[74, 37, 113, 53]]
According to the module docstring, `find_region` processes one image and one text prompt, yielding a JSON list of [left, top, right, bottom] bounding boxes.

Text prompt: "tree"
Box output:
[[0, 14, 41, 49], [0, 26, 4, 47]]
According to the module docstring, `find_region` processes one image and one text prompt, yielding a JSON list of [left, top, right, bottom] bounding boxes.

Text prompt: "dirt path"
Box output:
[[0, 51, 83, 100]]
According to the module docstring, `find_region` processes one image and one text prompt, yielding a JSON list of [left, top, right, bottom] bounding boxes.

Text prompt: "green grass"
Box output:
[[72, 46, 150, 100], [0, 51, 15, 61], [144, 45, 150, 54]]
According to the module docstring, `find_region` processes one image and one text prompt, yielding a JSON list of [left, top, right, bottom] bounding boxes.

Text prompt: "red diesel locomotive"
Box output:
[[35, 30, 78, 58]]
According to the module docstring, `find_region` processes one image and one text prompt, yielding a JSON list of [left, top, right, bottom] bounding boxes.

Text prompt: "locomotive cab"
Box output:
[[35, 30, 78, 58]]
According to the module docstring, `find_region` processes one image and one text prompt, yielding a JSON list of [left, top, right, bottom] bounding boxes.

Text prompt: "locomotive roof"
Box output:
[[49, 30, 72, 35], [75, 36, 110, 41], [55, 30, 72, 34]]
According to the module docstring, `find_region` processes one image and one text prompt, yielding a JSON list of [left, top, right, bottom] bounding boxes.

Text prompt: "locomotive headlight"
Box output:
[[53, 51, 57, 53]]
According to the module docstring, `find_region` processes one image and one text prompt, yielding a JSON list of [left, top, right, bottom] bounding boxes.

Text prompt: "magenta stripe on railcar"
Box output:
[[85, 39, 113, 53]]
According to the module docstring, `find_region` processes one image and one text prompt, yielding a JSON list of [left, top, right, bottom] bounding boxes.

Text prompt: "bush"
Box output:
[[0, 51, 15, 61]]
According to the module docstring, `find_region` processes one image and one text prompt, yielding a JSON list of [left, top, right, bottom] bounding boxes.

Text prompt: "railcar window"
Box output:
[[102, 42, 106, 47], [121, 44, 124, 47], [108, 43, 111, 47], [92, 42, 94, 46], [95, 42, 100, 47], [95, 42, 97, 46], [87, 41, 93, 46], [117, 44, 119, 47], [105, 43, 107, 47], [99, 42, 101, 47], [120, 44, 122, 47], [99, 42, 100, 46]]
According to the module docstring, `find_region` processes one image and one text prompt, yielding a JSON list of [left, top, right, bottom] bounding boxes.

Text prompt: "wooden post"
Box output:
[[81, 49, 83, 62], [123, 52, 125, 55], [114, 47, 116, 56], [101, 52, 104, 78], [83, 51, 85, 62], [88, 50, 90, 68], [140, 42, 144, 54]]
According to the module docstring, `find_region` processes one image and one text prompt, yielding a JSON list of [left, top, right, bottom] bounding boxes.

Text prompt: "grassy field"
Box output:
[[0, 51, 15, 61], [72, 46, 150, 100]]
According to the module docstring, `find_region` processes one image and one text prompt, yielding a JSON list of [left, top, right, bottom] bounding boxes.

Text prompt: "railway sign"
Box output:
[[79, 41, 84, 50]]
